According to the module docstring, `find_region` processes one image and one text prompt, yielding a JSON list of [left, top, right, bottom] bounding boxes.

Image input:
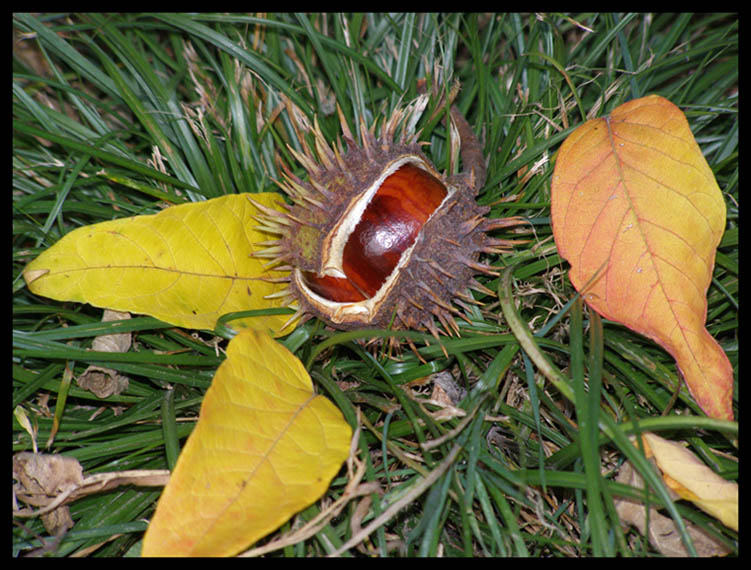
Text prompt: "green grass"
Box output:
[[13, 13, 737, 557]]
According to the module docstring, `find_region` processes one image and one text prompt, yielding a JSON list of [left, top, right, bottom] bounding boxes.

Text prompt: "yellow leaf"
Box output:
[[23, 193, 294, 335], [141, 329, 352, 557], [642, 432, 737, 531], [614, 458, 731, 557], [550, 94, 733, 420]]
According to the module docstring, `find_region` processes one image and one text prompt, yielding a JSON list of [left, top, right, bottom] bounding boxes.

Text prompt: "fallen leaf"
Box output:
[[14, 405, 38, 454], [78, 310, 132, 398], [13, 451, 170, 538], [77, 366, 130, 399], [614, 456, 730, 557], [13, 452, 84, 502], [23, 193, 294, 335], [641, 432, 737, 531], [13, 452, 83, 535], [141, 329, 352, 557], [91, 309, 132, 353], [550, 94, 733, 420], [431, 370, 467, 405]]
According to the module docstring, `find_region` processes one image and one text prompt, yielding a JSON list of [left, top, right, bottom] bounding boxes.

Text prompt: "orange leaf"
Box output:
[[550, 95, 733, 420], [141, 329, 352, 557], [23, 193, 294, 335]]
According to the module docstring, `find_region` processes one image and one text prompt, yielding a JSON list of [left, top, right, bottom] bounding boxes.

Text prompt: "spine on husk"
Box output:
[[253, 92, 525, 336]]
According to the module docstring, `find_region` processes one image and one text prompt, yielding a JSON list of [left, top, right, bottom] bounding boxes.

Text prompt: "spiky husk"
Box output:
[[254, 95, 524, 335]]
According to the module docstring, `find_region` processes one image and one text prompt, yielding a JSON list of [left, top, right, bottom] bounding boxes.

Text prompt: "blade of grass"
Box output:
[[160, 388, 180, 470], [13, 121, 199, 195], [570, 298, 608, 555], [499, 266, 699, 556]]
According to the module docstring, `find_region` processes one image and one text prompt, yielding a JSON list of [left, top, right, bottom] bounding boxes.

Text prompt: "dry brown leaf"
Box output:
[[13, 452, 83, 535], [92, 309, 132, 352], [13, 452, 84, 505], [614, 459, 730, 557], [77, 310, 132, 398], [77, 366, 130, 398], [13, 452, 170, 536], [431, 370, 467, 405]]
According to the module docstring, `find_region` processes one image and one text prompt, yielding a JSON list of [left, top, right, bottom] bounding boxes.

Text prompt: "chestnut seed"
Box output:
[[300, 272, 367, 302], [302, 163, 447, 302]]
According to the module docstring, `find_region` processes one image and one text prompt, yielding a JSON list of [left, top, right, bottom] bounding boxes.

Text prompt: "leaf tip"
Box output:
[[23, 267, 49, 286]]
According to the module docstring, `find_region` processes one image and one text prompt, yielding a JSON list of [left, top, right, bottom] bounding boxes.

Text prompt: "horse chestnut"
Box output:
[[254, 93, 523, 336]]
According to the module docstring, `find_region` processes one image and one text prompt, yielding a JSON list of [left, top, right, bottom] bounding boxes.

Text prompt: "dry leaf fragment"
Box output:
[[614, 459, 730, 557], [13, 452, 83, 535], [431, 370, 467, 405], [77, 366, 129, 398], [13, 451, 170, 538], [13, 452, 84, 504], [40, 506, 75, 537], [77, 310, 132, 398], [14, 405, 39, 453], [92, 309, 132, 352], [641, 432, 737, 531]]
